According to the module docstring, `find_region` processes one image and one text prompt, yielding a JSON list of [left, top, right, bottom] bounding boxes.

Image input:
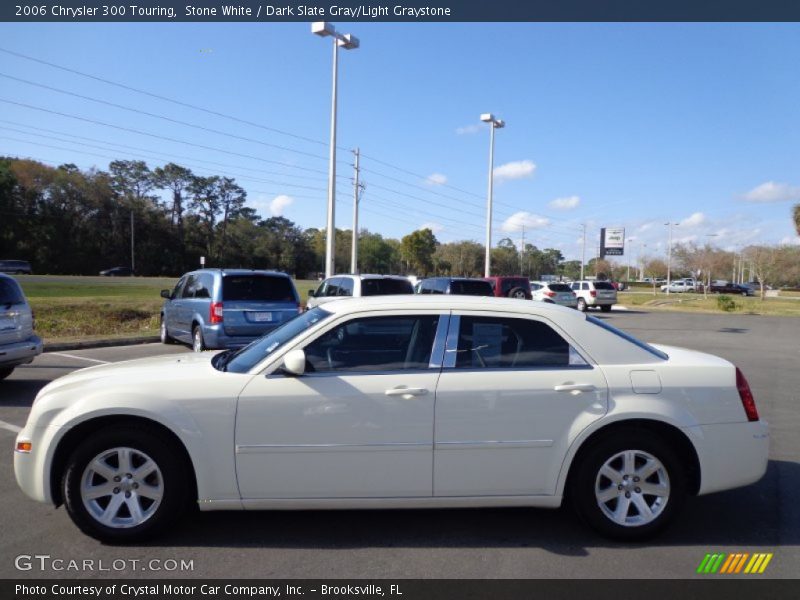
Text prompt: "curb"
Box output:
[[44, 336, 160, 352]]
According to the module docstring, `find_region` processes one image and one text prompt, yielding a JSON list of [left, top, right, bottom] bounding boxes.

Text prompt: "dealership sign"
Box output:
[[600, 228, 625, 257]]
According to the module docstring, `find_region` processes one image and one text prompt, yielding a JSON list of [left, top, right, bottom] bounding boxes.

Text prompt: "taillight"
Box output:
[[590, 290, 597, 297], [545, 291, 556, 297], [736, 367, 759, 422], [210, 302, 224, 324]]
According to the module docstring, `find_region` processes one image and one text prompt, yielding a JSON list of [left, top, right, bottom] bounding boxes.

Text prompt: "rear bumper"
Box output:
[[0, 335, 43, 368], [686, 420, 769, 495], [202, 325, 275, 349]]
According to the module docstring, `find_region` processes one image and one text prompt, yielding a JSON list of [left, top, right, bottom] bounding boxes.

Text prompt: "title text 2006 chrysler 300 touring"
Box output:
[[15, 296, 768, 542]]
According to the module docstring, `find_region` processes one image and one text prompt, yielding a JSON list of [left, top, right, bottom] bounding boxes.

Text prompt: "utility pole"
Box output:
[[519, 224, 525, 275], [580, 223, 586, 280], [350, 148, 361, 274], [665, 222, 677, 295], [130, 210, 135, 273]]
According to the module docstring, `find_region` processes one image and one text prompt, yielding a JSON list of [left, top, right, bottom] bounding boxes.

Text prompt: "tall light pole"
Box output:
[[580, 223, 587, 280], [665, 222, 678, 294], [351, 147, 361, 274], [480, 113, 504, 277], [312, 21, 359, 279]]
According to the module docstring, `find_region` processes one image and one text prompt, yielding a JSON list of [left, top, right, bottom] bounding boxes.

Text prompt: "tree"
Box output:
[[794, 204, 800, 236], [434, 241, 484, 277], [188, 176, 221, 260], [153, 163, 193, 230], [214, 177, 247, 262], [400, 228, 438, 274], [743, 245, 780, 300]]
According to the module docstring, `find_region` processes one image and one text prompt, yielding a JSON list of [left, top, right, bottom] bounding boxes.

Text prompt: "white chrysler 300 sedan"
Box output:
[[15, 296, 768, 543]]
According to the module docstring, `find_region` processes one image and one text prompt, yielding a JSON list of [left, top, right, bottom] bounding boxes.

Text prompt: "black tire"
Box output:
[[0, 367, 14, 380], [62, 425, 191, 543], [576, 298, 588, 312], [570, 430, 686, 541], [600, 305, 612, 313], [507, 287, 527, 299], [192, 325, 205, 352], [159, 316, 175, 345]]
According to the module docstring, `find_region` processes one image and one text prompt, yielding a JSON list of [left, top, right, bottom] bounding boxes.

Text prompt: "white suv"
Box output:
[[530, 281, 578, 308], [306, 275, 414, 309], [570, 280, 617, 312]]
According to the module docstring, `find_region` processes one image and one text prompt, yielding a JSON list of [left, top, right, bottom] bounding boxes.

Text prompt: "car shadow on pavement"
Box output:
[[143, 459, 797, 554]]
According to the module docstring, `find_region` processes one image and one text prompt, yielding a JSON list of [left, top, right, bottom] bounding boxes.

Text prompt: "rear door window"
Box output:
[[449, 280, 493, 295], [222, 275, 296, 302]]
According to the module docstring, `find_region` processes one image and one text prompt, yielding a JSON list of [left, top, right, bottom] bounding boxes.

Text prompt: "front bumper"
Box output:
[[686, 420, 770, 495], [0, 334, 43, 368]]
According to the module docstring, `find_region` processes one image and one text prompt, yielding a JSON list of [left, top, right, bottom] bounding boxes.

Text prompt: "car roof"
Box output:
[[318, 294, 585, 321], [194, 268, 290, 278], [333, 274, 410, 280]]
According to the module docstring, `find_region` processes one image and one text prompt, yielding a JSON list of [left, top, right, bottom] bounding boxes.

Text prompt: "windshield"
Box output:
[[361, 278, 413, 296], [222, 307, 332, 373], [0, 278, 25, 305]]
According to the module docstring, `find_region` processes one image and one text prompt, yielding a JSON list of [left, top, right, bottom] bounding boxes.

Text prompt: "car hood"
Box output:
[[34, 352, 219, 403]]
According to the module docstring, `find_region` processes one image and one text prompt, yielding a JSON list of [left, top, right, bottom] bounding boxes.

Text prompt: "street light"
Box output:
[[665, 222, 678, 294], [480, 113, 505, 277], [312, 21, 360, 279]]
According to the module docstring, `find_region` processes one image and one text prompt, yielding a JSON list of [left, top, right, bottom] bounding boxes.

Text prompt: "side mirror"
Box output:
[[160, 289, 172, 299], [308, 289, 316, 298], [281, 349, 306, 377]]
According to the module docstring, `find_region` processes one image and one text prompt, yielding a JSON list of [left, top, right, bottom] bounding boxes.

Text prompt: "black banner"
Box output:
[[4, 0, 800, 22]]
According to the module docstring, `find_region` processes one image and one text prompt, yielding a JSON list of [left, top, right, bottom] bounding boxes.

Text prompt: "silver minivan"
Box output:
[[0, 274, 43, 379], [160, 269, 301, 352]]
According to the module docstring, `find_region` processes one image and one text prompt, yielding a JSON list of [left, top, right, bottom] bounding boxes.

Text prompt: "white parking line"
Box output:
[[49, 352, 110, 364], [0, 420, 22, 434]]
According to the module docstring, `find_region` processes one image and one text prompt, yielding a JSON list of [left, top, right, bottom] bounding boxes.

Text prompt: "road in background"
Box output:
[[0, 312, 797, 579]]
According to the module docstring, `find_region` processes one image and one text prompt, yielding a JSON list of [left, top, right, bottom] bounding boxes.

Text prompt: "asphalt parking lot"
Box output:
[[0, 310, 798, 579]]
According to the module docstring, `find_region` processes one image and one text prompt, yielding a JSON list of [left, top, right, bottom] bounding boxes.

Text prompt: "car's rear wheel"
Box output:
[[0, 367, 14, 380], [600, 305, 612, 312], [62, 425, 190, 543], [577, 298, 587, 312], [508, 287, 527, 299], [192, 326, 205, 353], [571, 431, 685, 541]]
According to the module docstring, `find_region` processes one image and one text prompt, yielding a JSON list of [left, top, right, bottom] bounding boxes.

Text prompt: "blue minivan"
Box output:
[[160, 269, 301, 352]]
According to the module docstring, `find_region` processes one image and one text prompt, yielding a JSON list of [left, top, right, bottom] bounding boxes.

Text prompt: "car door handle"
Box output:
[[385, 387, 429, 397], [554, 383, 596, 392]]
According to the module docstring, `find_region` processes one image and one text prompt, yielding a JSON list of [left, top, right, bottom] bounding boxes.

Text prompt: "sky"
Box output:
[[1, 22, 799, 262]]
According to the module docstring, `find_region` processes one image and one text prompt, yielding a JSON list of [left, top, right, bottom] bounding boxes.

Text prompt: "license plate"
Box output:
[[253, 312, 272, 322], [0, 318, 16, 331]]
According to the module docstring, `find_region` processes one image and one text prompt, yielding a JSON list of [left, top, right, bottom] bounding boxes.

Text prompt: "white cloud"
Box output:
[[493, 160, 536, 183], [638, 222, 655, 232], [501, 211, 551, 232], [455, 124, 480, 135], [680, 212, 706, 227], [269, 194, 294, 216], [425, 173, 447, 186], [743, 181, 800, 203], [420, 222, 444, 234], [779, 235, 800, 246], [548, 195, 580, 210]]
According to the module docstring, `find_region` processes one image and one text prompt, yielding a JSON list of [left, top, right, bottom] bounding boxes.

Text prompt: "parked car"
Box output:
[[484, 276, 532, 299], [660, 281, 696, 293], [306, 274, 414, 309], [416, 277, 493, 296], [0, 259, 32, 275], [709, 283, 755, 296], [15, 295, 768, 543], [160, 269, 300, 352], [530, 281, 578, 308], [0, 273, 42, 380], [99, 266, 134, 277], [570, 280, 617, 312]]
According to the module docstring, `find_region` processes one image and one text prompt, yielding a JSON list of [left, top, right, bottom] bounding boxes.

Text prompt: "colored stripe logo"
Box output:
[[697, 552, 773, 574]]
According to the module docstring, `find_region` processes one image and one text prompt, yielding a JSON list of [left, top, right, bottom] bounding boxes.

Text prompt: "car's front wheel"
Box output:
[[159, 317, 175, 345], [62, 425, 190, 543], [571, 431, 686, 541], [508, 287, 527, 299]]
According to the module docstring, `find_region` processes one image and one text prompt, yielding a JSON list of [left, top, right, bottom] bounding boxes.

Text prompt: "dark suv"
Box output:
[[416, 277, 493, 296], [160, 269, 301, 352], [484, 276, 532, 299], [0, 260, 32, 275]]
